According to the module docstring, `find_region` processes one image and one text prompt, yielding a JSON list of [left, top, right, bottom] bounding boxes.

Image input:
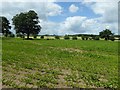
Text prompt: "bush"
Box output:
[[33, 35, 37, 38], [81, 35, 85, 40], [109, 36, 115, 41], [41, 36, 44, 39], [72, 36, 77, 40], [17, 33, 25, 38], [64, 35, 70, 40], [47, 38, 49, 40], [91, 36, 95, 40], [94, 36, 100, 40], [55, 36, 60, 39], [81, 35, 88, 40], [24, 38, 33, 40], [9, 34, 15, 37], [85, 36, 89, 40]]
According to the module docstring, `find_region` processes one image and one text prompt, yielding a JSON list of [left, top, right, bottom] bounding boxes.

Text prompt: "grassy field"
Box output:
[[2, 38, 119, 88]]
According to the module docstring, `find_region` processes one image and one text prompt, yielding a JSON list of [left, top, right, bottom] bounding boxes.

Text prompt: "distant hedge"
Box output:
[[41, 36, 44, 39], [64, 35, 70, 40], [109, 36, 115, 41], [72, 36, 77, 40], [55, 36, 60, 39]]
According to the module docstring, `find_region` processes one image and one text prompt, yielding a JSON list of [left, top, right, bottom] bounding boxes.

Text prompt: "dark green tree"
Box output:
[[55, 36, 60, 39], [1, 16, 11, 37], [41, 35, 44, 39], [64, 35, 70, 40], [99, 29, 113, 40], [12, 10, 41, 39], [72, 36, 77, 40]]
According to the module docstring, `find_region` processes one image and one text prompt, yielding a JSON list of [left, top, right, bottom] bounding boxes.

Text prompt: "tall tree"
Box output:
[[12, 10, 41, 39], [99, 29, 113, 40], [0, 16, 11, 37]]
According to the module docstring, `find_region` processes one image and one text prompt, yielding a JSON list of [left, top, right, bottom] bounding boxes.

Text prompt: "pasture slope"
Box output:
[[2, 38, 119, 88]]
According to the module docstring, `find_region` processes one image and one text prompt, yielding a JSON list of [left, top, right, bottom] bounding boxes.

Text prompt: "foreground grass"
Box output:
[[2, 38, 118, 88]]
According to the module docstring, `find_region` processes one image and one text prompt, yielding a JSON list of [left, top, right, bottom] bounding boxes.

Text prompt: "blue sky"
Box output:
[[48, 2, 101, 22], [0, 0, 119, 35]]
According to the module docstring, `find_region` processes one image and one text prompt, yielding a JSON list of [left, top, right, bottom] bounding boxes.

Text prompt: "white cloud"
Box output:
[[82, 0, 118, 23], [69, 4, 79, 13], [58, 16, 118, 35], [59, 16, 99, 35], [44, 16, 100, 35], [40, 20, 60, 35], [81, 0, 118, 34], [1, 2, 62, 20], [45, 2, 63, 16]]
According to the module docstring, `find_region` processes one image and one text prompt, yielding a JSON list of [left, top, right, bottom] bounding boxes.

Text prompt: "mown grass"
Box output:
[[2, 38, 119, 88]]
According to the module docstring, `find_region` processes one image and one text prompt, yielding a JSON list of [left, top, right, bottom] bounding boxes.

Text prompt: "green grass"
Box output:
[[2, 38, 119, 88]]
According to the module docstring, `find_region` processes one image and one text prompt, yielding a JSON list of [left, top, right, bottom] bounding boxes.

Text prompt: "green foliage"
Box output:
[[94, 36, 100, 40], [64, 35, 70, 40], [12, 10, 41, 39], [85, 36, 89, 40], [33, 35, 37, 38], [109, 35, 115, 41], [72, 36, 77, 40], [1, 16, 11, 37], [41, 35, 44, 39], [99, 29, 113, 40], [81, 35, 89, 40], [81, 35, 85, 40], [55, 36, 60, 39], [16, 33, 25, 38], [9, 33, 15, 38]]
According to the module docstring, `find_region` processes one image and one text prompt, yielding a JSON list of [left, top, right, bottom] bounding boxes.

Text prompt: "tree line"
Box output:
[[0, 10, 119, 41]]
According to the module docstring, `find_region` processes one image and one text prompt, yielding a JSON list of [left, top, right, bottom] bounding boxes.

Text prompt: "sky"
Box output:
[[0, 0, 119, 35]]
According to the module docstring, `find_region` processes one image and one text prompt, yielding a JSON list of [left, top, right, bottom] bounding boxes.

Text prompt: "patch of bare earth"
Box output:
[[49, 47, 85, 53], [55, 69, 71, 88]]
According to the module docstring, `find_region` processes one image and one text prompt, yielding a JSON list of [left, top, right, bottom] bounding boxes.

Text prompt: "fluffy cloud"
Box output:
[[41, 16, 105, 35], [45, 2, 63, 16], [39, 20, 60, 35], [69, 4, 79, 13], [1, 2, 62, 20], [82, 0, 118, 23], [59, 16, 100, 35], [81, 0, 118, 34]]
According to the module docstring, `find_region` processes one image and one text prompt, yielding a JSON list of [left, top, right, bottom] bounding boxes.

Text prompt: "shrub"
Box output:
[[47, 38, 49, 40], [24, 38, 33, 40], [17, 33, 24, 38], [72, 36, 77, 40], [55, 36, 60, 39], [41, 36, 44, 39], [81, 35, 85, 40], [85, 36, 89, 40], [33, 35, 37, 38], [64, 35, 70, 40], [109, 36, 115, 41], [9, 34, 15, 38], [91, 36, 95, 40], [94, 36, 100, 40]]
